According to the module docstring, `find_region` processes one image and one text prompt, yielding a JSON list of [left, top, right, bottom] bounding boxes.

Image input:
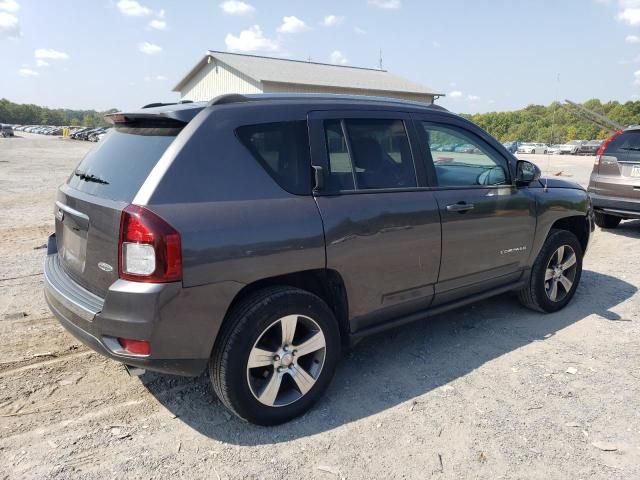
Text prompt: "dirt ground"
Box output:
[[1, 133, 639, 480]]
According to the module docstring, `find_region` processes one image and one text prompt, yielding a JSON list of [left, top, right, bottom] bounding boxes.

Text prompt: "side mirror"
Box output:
[[515, 160, 541, 185]]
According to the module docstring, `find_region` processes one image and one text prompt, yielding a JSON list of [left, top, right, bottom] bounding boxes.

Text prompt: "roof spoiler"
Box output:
[[103, 113, 188, 127]]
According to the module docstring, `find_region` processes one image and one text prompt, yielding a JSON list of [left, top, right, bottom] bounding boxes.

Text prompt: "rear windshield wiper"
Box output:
[[74, 170, 109, 185], [620, 147, 640, 151]]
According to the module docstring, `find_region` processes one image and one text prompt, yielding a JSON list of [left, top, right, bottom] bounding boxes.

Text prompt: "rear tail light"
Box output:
[[118, 205, 182, 283], [595, 130, 624, 166]]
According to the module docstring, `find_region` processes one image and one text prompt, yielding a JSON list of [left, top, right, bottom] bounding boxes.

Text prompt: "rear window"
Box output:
[[67, 127, 178, 202], [606, 131, 640, 155], [236, 121, 311, 195]]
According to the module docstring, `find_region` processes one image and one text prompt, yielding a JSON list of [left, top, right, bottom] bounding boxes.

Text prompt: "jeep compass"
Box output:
[[44, 94, 594, 425]]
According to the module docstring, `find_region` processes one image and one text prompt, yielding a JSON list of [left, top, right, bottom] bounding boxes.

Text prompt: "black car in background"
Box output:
[[578, 140, 603, 155]]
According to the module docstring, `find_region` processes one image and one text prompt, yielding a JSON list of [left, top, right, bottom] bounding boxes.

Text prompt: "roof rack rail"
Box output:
[[207, 93, 249, 107], [142, 102, 179, 109]]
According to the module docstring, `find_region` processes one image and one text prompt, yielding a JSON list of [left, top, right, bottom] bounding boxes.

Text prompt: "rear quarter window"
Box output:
[[67, 127, 179, 202], [236, 121, 311, 195]]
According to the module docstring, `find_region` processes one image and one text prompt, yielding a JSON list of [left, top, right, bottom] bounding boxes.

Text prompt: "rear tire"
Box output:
[[209, 286, 341, 426], [518, 229, 583, 313], [594, 212, 621, 229]]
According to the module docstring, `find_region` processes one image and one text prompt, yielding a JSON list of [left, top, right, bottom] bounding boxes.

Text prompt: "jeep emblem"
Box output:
[[98, 262, 113, 272]]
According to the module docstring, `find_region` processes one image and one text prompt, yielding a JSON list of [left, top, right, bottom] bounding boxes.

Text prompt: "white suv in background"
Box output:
[[518, 143, 548, 154]]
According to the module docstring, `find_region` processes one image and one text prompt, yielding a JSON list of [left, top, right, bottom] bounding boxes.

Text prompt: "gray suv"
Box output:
[[588, 126, 640, 228], [44, 94, 593, 425]]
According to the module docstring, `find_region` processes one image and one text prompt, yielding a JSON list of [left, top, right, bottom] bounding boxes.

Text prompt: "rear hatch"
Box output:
[[595, 129, 640, 201], [54, 109, 196, 297]]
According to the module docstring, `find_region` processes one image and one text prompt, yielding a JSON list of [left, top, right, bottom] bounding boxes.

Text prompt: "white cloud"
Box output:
[[117, 0, 152, 17], [225, 25, 279, 52], [149, 19, 166, 30], [36, 59, 49, 67], [18, 68, 37, 77], [618, 8, 640, 24], [144, 74, 168, 81], [634, 70, 640, 85], [138, 41, 162, 54], [626, 34, 640, 43], [277, 16, 308, 33], [322, 15, 344, 27], [220, 0, 254, 15], [449, 90, 463, 98], [157, 8, 165, 18], [329, 50, 348, 65], [354, 26, 366, 34], [467, 94, 480, 101], [0, 11, 18, 38], [0, 0, 19, 12], [35, 48, 69, 60], [432, 40, 441, 48], [368, 0, 401, 9], [449, 82, 457, 87]]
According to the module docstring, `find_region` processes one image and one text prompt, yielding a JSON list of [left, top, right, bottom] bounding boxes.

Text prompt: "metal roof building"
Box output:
[[172, 51, 444, 104]]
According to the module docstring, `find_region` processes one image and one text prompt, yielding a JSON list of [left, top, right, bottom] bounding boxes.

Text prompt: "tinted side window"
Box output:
[[322, 118, 417, 191], [421, 123, 509, 187], [346, 119, 417, 190], [324, 120, 356, 191], [237, 121, 311, 195]]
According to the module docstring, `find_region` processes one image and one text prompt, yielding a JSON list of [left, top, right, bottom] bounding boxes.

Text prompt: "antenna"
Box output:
[[546, 73, 560, 192], [378, 49, 383, 70]]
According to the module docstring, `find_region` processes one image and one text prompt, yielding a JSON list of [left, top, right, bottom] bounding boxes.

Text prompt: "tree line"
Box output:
[[0, 98, 118, 128], [461, 99, 640, 144], [1, 97, 639, 143]]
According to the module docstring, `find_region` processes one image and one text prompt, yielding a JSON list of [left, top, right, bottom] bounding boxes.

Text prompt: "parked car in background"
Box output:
[[518, 143, 548, 154], [1, 124, 15, 137], [88, 128, 108, 141], [557, 140, 583, 155], [44, 93, 593, 425], [588, 127, 640, 228], [502, 141, 519, 154], [547, 144, 562, 155], [578, 140, 603, 156]]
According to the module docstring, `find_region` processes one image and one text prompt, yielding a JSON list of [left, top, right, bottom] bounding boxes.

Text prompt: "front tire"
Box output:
[[209, 286, 341, 426], [594, 212, 621, 229], [518, 229, 583, 313]]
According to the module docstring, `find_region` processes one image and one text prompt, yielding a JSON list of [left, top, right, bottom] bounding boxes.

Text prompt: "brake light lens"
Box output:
[[118, 205, 182, 282]]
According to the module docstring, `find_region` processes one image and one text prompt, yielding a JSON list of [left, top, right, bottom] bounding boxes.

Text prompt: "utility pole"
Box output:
[[378, 49, 383, 70]]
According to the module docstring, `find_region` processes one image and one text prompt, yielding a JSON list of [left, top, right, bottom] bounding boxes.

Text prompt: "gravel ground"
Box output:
[[1, 134, 639, 479]]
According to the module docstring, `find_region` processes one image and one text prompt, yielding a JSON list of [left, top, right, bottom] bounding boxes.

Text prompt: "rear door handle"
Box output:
[[446, 202, 475, 213]]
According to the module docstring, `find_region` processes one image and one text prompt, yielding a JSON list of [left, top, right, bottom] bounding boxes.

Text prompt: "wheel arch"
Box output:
[[222, 269, 350, 347], [549, 215, 590, 253]]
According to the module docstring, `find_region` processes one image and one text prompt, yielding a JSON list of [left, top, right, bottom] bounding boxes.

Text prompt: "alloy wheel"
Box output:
[[544, 245, 577, 302], [247, 314, 326, 407]]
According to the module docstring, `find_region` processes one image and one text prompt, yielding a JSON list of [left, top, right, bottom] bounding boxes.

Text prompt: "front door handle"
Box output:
[[446, 202, 475, 213]]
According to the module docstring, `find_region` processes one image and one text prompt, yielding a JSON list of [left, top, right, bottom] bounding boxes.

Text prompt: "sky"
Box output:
[[0, 0, 639, 114]]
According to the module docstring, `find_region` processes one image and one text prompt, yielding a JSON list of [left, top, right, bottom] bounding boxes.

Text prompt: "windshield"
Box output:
[[67, 127, 179, 202]]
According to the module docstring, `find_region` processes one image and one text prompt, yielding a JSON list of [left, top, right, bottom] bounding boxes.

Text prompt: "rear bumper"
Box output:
[[590, 193, 640, 219], [44, 234, 240, 376]]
